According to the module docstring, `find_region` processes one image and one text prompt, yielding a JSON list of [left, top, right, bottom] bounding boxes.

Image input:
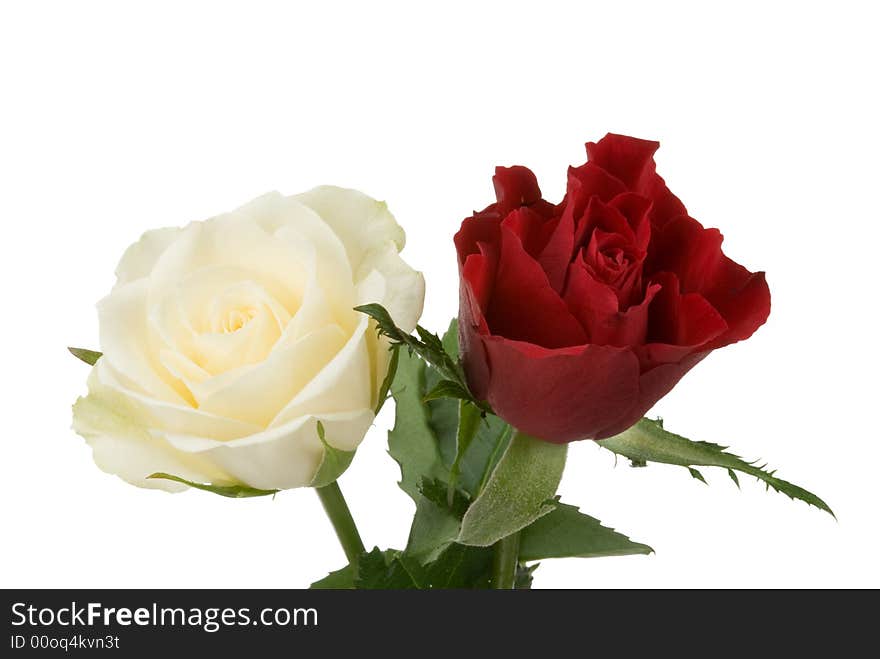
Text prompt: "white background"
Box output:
[[2, 1, 878, 589]]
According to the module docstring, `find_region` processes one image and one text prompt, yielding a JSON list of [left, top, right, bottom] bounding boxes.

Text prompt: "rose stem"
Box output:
[[315, 481, 366, 564], [491, 531, 521, 589]]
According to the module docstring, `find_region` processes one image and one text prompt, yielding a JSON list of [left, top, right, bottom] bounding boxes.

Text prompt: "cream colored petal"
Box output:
[[195, 324, 348, 426], [147, 210, 308, 315], [293, 186, 405, 272], [72, 367, 234, 492], [163, 410, 374, 490], [356, 241, 425, 334], [115, 227, 181, 287], [98, 279, 189, 404], [92, 359, 261, 440], [269, 315, 372, 427], [193, 309, 279, 374]]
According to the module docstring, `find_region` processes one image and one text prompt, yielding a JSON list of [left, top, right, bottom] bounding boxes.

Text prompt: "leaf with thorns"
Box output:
[[355, 304, 489, 412], [600, 418, 834, 517]]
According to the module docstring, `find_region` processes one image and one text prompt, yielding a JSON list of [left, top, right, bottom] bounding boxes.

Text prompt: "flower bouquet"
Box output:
[[70, 134, 829, 589]]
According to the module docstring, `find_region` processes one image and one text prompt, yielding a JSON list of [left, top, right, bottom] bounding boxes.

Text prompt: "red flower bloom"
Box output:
[[455, 134, 770, 442]]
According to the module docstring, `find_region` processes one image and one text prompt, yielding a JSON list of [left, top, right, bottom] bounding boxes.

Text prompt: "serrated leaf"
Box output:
[[309, 421, 357, 488], [519, 501, 653, 560], [599, 418, 834, 517], [319, 543, 496, 590], [309, 563, 355, 589], [68, 347, 102, 365], [457, 431, 567, 547], [689, 467, 708, 484], [387, 348, 448, 502], [419, 477, 470, 518], [355, 548, 418, 589], [146, 473, 277, 498]]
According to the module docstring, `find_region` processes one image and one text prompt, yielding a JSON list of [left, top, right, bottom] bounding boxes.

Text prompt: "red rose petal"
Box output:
[[485, 225, 588, 348], [501, 207, 558, 260], [648, 216, 770, 348], [586, 133, 687, 228], [480, 335, 641, 443]]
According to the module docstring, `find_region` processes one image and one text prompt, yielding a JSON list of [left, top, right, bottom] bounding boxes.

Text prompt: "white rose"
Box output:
[[72, 188, 424, 492]]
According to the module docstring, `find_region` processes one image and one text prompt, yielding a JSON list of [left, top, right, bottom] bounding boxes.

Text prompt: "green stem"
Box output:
[[315, 481, 365, 564], [491, 531, 520, 589]]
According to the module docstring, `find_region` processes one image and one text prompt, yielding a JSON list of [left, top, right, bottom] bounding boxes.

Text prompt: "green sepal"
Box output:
[[68, 347, 102, 365], [146, 473, 277, 498], [374, 344, 399, 415], [309, 421, 357, 488], [448, 400, 482, 503], [457, 430, 567, 547]]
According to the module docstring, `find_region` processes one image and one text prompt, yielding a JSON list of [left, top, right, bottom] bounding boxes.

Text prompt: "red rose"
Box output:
[[454, 134, 770, 442]]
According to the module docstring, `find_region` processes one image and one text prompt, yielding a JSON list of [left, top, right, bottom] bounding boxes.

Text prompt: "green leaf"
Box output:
[[68, 347, 101, 365], [448, 400, 482, 502], [519, 501, 653, 560], [355, 304, 488, 413], [440, 318, 460, 360], [404, 477, 471, 564], [599, 418, 834, 517], [146, 473, 277, 498], [309, 421, 357, 488], [419, 477, 470, 518], [515, 562, 539, 589], [405, 494, 461, 562], [423, 320, 463, 468], [323, 541, 495, 590], [374, 344, 399, 414], [416, 543, 493, 589], [423, 379, 473, 402], [309, 563, 355, 589], [457, 431, 567, 546], [457, 414, 512, 497], [387, 348, 448, 502], [355, 548, 419, 589]]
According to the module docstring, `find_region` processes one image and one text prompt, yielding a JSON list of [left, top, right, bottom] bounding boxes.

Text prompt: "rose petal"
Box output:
[[478, 335, 641, 443], [294, 185, 406, 271], [501, 207, 557, 259], [98, 279, 190, 404], [586, 133, 687, 228], [485, 225, 588, 348], [648, 216, 770, 348], [163, 410, 374, 490], [591, 351, 710, 439], [639, 271, 728, 369], [114, 227, 181, 287], [565, 258, 661, 346], [492, 166, 555, 217]]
